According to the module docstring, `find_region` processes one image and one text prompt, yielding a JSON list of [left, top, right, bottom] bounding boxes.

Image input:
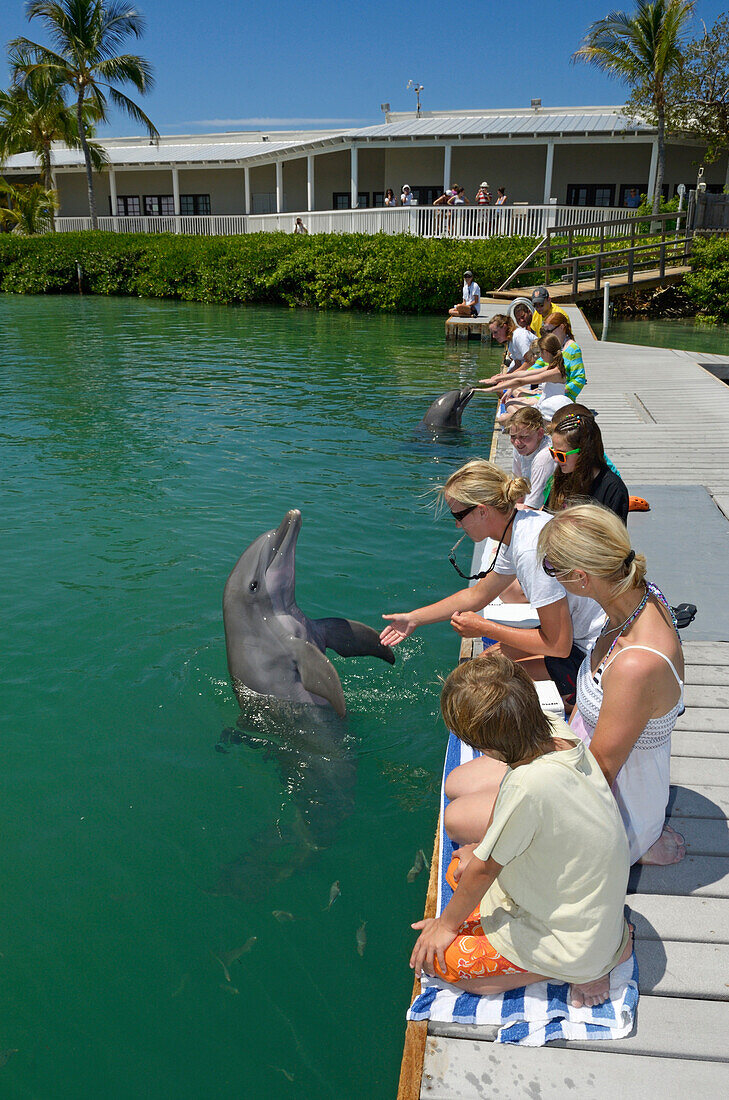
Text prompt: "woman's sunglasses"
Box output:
[[549, 446, 580, 465], [542, 557, 572, 578]]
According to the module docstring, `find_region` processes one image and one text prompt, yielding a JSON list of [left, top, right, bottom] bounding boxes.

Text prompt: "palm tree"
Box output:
[[0, 53, 107, 230], [10, 0, 158, 229], [0, 177, 57, 235], [573, 0, 695, 215]]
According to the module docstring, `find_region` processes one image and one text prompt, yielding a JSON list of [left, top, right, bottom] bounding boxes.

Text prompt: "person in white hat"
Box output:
[[476, 182, 492, 206], [400, 184, 414, 205]]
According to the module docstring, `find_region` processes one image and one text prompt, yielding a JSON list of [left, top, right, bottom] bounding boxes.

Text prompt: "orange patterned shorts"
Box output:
[[434, 856, 526, 984]]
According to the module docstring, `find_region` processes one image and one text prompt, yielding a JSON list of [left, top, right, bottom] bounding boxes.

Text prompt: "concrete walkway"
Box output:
[[413, 307, 729, 1097]]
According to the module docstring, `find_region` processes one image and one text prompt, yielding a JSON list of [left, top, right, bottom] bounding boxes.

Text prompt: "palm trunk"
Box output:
[[42, 139, 55, 232], [77, 89, 97, 230], [653, 102, 666, 218]]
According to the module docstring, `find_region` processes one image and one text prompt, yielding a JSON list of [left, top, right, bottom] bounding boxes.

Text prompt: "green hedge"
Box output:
[[684, 236, 729, 323], [0, 231, 538, 313]]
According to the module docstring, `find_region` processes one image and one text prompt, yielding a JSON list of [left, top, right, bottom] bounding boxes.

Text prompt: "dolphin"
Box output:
[[418, 387, 474, 430], [223, 509, 395, 717]]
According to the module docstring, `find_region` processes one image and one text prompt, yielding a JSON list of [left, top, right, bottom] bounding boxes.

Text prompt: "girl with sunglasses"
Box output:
[[379, 459, 605, 705], [537, 505, 686, 867], [545, 405, 629, 523]]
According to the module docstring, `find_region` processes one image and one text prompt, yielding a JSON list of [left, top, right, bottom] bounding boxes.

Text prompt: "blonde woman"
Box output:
[[537, 505, 686, 866], [411, 652, 631, 1009], [380, 460, 605, 704]]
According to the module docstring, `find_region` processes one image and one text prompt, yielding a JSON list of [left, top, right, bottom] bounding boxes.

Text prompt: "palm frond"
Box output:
[[105, 85, 159, 137]]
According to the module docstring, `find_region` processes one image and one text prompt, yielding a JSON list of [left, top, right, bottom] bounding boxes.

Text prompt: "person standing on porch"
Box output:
[[476, 181, 491, 205], [495, 187, 507, 205]]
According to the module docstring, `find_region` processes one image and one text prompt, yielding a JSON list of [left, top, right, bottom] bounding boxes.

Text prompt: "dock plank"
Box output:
[[420, 1037, 729, 1097], [627, 893, 729, 941], [629, 854, 729, 897]]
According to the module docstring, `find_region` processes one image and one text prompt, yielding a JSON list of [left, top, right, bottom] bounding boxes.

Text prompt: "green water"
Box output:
[[595, 316, 729, 355], [2, 296, 502, 1099]]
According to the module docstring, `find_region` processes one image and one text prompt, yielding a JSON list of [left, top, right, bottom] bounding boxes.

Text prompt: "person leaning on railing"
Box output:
[[480, 317, 586, 404]]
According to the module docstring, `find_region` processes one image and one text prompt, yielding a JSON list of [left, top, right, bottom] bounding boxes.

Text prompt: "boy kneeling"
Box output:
[[411, 652, 631, 1008]]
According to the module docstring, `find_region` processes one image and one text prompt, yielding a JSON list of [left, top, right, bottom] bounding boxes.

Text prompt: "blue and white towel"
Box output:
[[406, 730, 639, 1047]]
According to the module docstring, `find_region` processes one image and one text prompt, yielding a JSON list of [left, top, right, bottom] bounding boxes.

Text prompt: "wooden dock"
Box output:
[[402, 309, 729, 1096]]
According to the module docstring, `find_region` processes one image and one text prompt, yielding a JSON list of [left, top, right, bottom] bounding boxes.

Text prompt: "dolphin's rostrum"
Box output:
[[223, 509, 395, 717]]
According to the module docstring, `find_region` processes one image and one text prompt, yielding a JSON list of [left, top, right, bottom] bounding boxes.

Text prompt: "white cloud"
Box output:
[[167, 116, 370, 128]]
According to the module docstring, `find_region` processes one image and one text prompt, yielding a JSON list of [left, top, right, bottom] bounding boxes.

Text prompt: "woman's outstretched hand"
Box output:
[[410, 916, 456, 979], [380, 614, 418, 647], [450, 611, 487, 638]]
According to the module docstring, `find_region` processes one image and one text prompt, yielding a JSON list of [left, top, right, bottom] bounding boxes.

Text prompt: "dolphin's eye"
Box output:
[[249, 581, 258, 593]]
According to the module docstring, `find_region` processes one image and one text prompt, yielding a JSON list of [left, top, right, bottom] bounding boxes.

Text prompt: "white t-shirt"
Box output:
[[401, 190, 414, 205], [512, 437, 556, 508], [508, 325, 536, 365], [494, 509, 605, 652], [463, 281, 480, 306], [474, 721, 630, 983]]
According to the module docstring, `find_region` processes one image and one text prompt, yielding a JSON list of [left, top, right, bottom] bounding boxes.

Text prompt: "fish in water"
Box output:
[[323, 880, 341, 911], [272, 1066, 295, 1083], [222, 937, 257, 969], [407, 849, 425, 883], [356, 920, 367, 957], [419, 848, 430, 872], [272, 910, 296, 923], [418, 388, 475, 431], [223, 509, 395, 717]]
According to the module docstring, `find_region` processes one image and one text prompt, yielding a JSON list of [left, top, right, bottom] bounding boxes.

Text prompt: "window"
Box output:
[[412, 186, 441, 205], [566, 184, 615, 207], [373, 191, 385, 207], [333, 192, 351, 209], [144, 194, 175, 216], [115, 195, 140, 216], [180, 194, 211, 216], [357, 192, 369, 208]]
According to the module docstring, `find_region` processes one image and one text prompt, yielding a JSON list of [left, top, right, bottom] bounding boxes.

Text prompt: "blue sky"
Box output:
[[2, 0, 727, 136]]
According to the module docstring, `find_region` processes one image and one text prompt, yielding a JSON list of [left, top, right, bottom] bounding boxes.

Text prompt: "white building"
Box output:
[[3, 103, 727, 228]]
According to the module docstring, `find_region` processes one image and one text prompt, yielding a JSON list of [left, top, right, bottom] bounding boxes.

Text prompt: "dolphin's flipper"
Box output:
[[315, 618, 396, 665], [287, 636, 347, 717]]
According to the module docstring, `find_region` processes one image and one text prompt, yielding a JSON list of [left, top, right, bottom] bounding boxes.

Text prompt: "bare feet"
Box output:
[[639, 822, 686, 866], [570, 925, 634, 1009]]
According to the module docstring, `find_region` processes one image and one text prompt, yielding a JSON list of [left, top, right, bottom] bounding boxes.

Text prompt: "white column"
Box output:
[[443, 143, 452, 193], [171, 166, 180, 214], [307, 154, 315, 211], [275, 160, 283, 213], [350, 144, 358, 209], [244, 165, 251, 215], [647, 139, 659, 202], [109, 168, 118, 230], [543, 141, 555, 204]]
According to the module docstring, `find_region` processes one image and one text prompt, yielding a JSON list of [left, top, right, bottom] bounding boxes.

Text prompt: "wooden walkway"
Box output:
[[402, 311, 729, 1097], [489, 266, 691, 304]]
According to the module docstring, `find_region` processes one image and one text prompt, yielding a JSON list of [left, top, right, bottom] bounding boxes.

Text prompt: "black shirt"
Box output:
[[589, 465, 629, 523]]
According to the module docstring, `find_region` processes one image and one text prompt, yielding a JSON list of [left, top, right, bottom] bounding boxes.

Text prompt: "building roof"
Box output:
[[352, 110, 653, 140], [1, 105, 659, 174]]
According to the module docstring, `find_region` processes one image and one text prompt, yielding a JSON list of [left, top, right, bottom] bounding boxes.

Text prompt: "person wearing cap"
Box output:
[[529, 287, 569, 337], [449, 271, 481, 318], [400, 184, 415, 206], [475, 182, 491, 206]]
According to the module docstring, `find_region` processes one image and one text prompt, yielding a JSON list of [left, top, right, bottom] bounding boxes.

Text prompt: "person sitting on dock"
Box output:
[[380, 459, 605, 704], [537, 504, 687, 866], [508, 407, 556, 508], [529, 287, 569, 337], [448, 271, 481, 318], [545, 406, 629, 522], [410, 651, 631, 1007], [481, 326, 586, 409]]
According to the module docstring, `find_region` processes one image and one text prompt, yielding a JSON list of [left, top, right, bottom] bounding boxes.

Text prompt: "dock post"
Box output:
[[601, 282, 610, 341]]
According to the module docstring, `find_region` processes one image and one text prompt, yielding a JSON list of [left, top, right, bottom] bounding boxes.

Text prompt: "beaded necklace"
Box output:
[[594, 581, 679, 681]]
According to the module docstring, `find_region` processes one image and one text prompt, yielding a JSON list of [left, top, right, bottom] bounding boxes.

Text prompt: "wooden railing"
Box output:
[[496, 209, 692, 296], [54, 203, 628, 241]]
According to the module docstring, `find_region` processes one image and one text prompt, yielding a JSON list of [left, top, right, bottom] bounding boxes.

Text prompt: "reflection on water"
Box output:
[[596, 316, 729, 355], [2, 297, 500, 1099]]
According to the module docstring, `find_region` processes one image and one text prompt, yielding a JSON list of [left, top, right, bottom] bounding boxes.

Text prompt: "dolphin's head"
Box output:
[[224, 509, 302, 616], [420, 387, 475, 428]]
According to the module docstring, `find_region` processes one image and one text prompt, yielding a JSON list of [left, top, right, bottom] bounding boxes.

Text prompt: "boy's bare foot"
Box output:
[[570, 925, 633, 1009], [639, 822, 686, 865]]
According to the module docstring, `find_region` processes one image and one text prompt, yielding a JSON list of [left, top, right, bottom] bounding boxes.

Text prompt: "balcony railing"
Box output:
[[54, 204, 628, 240]]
